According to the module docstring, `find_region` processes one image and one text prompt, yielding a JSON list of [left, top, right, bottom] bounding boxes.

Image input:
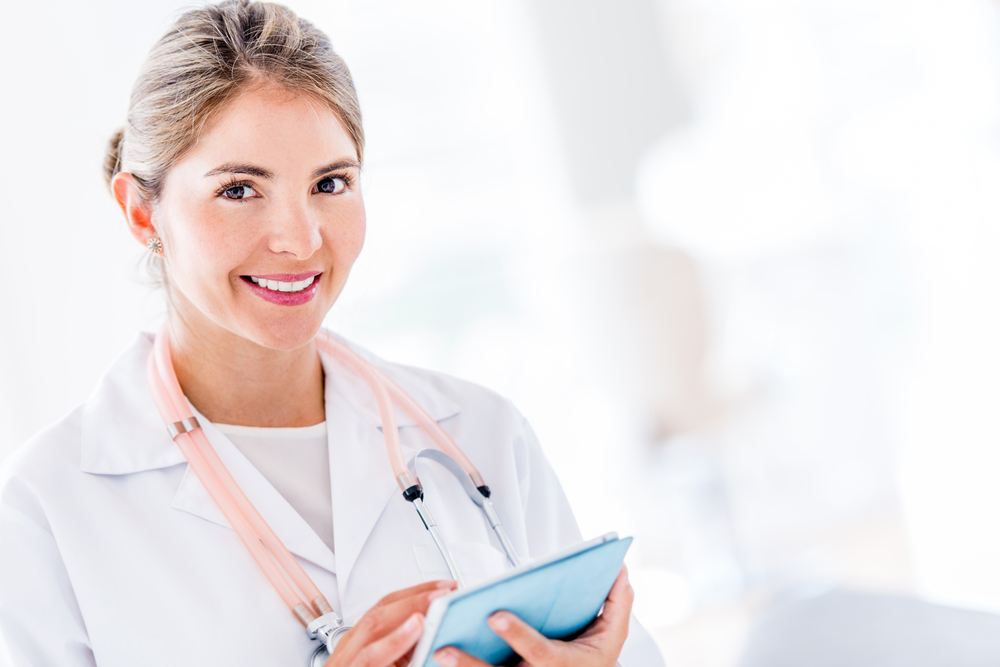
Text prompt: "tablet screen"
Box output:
[[415, 535, 632, 667]]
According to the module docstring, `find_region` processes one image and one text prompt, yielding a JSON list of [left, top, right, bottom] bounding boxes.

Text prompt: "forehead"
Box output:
[[180, 85, 358, 175]]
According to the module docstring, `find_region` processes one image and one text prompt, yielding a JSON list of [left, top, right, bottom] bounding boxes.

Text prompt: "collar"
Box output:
[[80, 330, 461, 476]]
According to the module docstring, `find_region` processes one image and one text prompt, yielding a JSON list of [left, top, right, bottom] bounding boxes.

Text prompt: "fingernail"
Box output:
[[488, 612, 510, 632], [428, 588, 451, 602], [437, 580, 458, 589], [401, 613, 422, 634], [435, 648, 458, 667]]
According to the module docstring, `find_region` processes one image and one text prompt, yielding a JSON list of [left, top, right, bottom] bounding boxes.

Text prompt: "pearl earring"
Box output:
[[147, 237, 163, 255]]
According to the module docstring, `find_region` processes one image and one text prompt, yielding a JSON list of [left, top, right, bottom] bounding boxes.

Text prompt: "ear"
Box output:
[[111, 172, 157, 248]]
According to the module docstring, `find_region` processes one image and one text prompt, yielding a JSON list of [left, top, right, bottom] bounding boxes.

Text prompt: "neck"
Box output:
[[166, 313, 325, 428]]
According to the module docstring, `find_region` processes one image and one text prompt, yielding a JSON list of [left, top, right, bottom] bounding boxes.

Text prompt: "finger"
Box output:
[[375, 580, 457, 607], [336, 588, 452, 664], [572, 566, 634, 654], [487, 611, 559, 666], [599, 566, 634, 644], [351, 612, 425, 667], [432, 646, 492, 667]]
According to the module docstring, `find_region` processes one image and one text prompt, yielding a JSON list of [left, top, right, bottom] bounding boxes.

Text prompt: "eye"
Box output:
[[316, 176, 347, 195], [222, 184, 257, 200]]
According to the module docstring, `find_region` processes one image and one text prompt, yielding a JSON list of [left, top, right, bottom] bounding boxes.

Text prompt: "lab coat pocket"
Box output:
[[413, 542, 510, 587]]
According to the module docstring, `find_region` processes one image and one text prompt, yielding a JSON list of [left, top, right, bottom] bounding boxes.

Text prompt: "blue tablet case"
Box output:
[[422, 536, 632, 667]]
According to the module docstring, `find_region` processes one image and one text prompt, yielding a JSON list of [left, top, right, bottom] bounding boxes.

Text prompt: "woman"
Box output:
[[0, 2, 663, 665]]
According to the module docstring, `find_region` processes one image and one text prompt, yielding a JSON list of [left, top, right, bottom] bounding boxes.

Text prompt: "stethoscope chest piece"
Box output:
[[306, 613, 351, 666], [149, 328, 519, 667], [310, 644, 329, 667]]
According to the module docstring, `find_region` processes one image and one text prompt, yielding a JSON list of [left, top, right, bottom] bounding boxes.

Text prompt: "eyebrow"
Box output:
[[203, 163, 274, 179], [203, 159, 361, 180], [310, 159, 361, 179]]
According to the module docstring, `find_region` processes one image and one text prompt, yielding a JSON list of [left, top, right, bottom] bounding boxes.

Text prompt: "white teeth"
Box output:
[[248, 276, 316, 293]]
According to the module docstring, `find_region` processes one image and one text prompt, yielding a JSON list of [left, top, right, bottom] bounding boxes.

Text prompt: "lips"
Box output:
[[241, 273, 321, 306]]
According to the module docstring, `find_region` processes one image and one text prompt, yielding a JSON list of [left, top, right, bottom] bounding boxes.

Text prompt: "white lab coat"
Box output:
[[0, 332, 663, 667]]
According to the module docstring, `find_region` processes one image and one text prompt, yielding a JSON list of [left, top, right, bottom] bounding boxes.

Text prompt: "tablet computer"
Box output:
[[410, 533, 632, 667]]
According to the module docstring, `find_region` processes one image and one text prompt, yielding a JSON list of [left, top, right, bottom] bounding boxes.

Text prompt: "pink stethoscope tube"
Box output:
[[150, 330, 332, 624], [146, 326, 489, 628], [313, 330, 486, 489]]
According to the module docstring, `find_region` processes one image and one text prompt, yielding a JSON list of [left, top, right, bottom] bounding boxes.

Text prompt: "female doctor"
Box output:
[[0, 1, 664, 666]]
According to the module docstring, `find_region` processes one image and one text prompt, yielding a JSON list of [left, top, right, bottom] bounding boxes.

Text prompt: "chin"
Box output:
[[238, 316, 325, 352]]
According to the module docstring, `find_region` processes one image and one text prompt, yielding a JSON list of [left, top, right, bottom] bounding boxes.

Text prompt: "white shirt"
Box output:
[[216, 421, 336, 553], [0, 332, 664, 667]]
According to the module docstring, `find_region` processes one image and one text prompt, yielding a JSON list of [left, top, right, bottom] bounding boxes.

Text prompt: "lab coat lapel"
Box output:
[[169, 416, 337, 574], [326, 393, 401, 608], [79, 332, 186, 475], [81, 330, 460, 605], [82, 333, 338, 573]]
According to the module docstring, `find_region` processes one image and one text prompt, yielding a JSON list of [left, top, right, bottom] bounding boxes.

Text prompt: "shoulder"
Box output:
[[326, 333, 539, 474], [0, 405, 86, 528], [323, 331, 530, 436], [369, 354, 543, 488], [1, 330, 169, 519], [372, 352, 532, 449], [354, 345, 587, 554], [1, 405, 86, 485], [396, 360, 526, 429]]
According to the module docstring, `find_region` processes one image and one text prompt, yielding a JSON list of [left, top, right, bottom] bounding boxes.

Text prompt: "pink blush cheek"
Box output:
[[167, 224, 252, 314], [330, 205, 366, 263], [181, 210, 255, 268]]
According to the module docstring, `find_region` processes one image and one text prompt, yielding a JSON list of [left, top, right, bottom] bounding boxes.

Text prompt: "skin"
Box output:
[[111, 82, 633, 667], [113, 83, 365, 427], [432, 567, 634, 667]]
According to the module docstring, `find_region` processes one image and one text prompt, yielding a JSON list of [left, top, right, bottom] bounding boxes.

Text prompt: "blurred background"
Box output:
[[4, 0, 1000, 664]]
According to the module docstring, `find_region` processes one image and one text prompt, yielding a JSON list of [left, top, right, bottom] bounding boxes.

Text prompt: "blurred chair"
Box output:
[[738, 590, 1000, 667]]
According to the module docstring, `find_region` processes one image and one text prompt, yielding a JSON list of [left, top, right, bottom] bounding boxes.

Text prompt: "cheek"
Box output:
[[162, 205, 255, 285], [348, 211, 366, 260], [331, 201, 366, 265]]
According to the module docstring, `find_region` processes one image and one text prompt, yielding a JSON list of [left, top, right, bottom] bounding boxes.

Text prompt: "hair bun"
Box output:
[[103, 127, 125, 190]]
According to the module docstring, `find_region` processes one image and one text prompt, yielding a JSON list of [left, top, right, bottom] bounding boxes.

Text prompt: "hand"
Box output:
[[324, 580, 457, 667], [433, 566, 633, 667]]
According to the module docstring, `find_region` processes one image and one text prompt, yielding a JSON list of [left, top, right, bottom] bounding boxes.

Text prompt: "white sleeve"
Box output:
[[0, 483, 96, 667], [513, 411, 666, 667]]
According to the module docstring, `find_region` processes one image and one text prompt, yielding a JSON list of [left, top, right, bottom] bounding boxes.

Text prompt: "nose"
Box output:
[[267, 200, 322, 259]]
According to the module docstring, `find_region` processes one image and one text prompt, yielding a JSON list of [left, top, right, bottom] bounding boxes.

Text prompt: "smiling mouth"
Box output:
[[241, 275, 317, 293]]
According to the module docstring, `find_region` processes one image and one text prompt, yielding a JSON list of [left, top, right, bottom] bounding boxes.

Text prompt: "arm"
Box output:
[[0, 491, 96, 667]]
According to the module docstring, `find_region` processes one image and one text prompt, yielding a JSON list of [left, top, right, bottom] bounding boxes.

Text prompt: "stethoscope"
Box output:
[[146, 327, 521, 665]]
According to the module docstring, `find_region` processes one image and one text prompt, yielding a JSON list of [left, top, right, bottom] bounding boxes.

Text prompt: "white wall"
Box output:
[[5, 1, 1000, 664]]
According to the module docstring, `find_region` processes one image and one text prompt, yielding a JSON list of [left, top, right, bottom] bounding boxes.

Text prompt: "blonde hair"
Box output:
[[104, 0, 364, 200]]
